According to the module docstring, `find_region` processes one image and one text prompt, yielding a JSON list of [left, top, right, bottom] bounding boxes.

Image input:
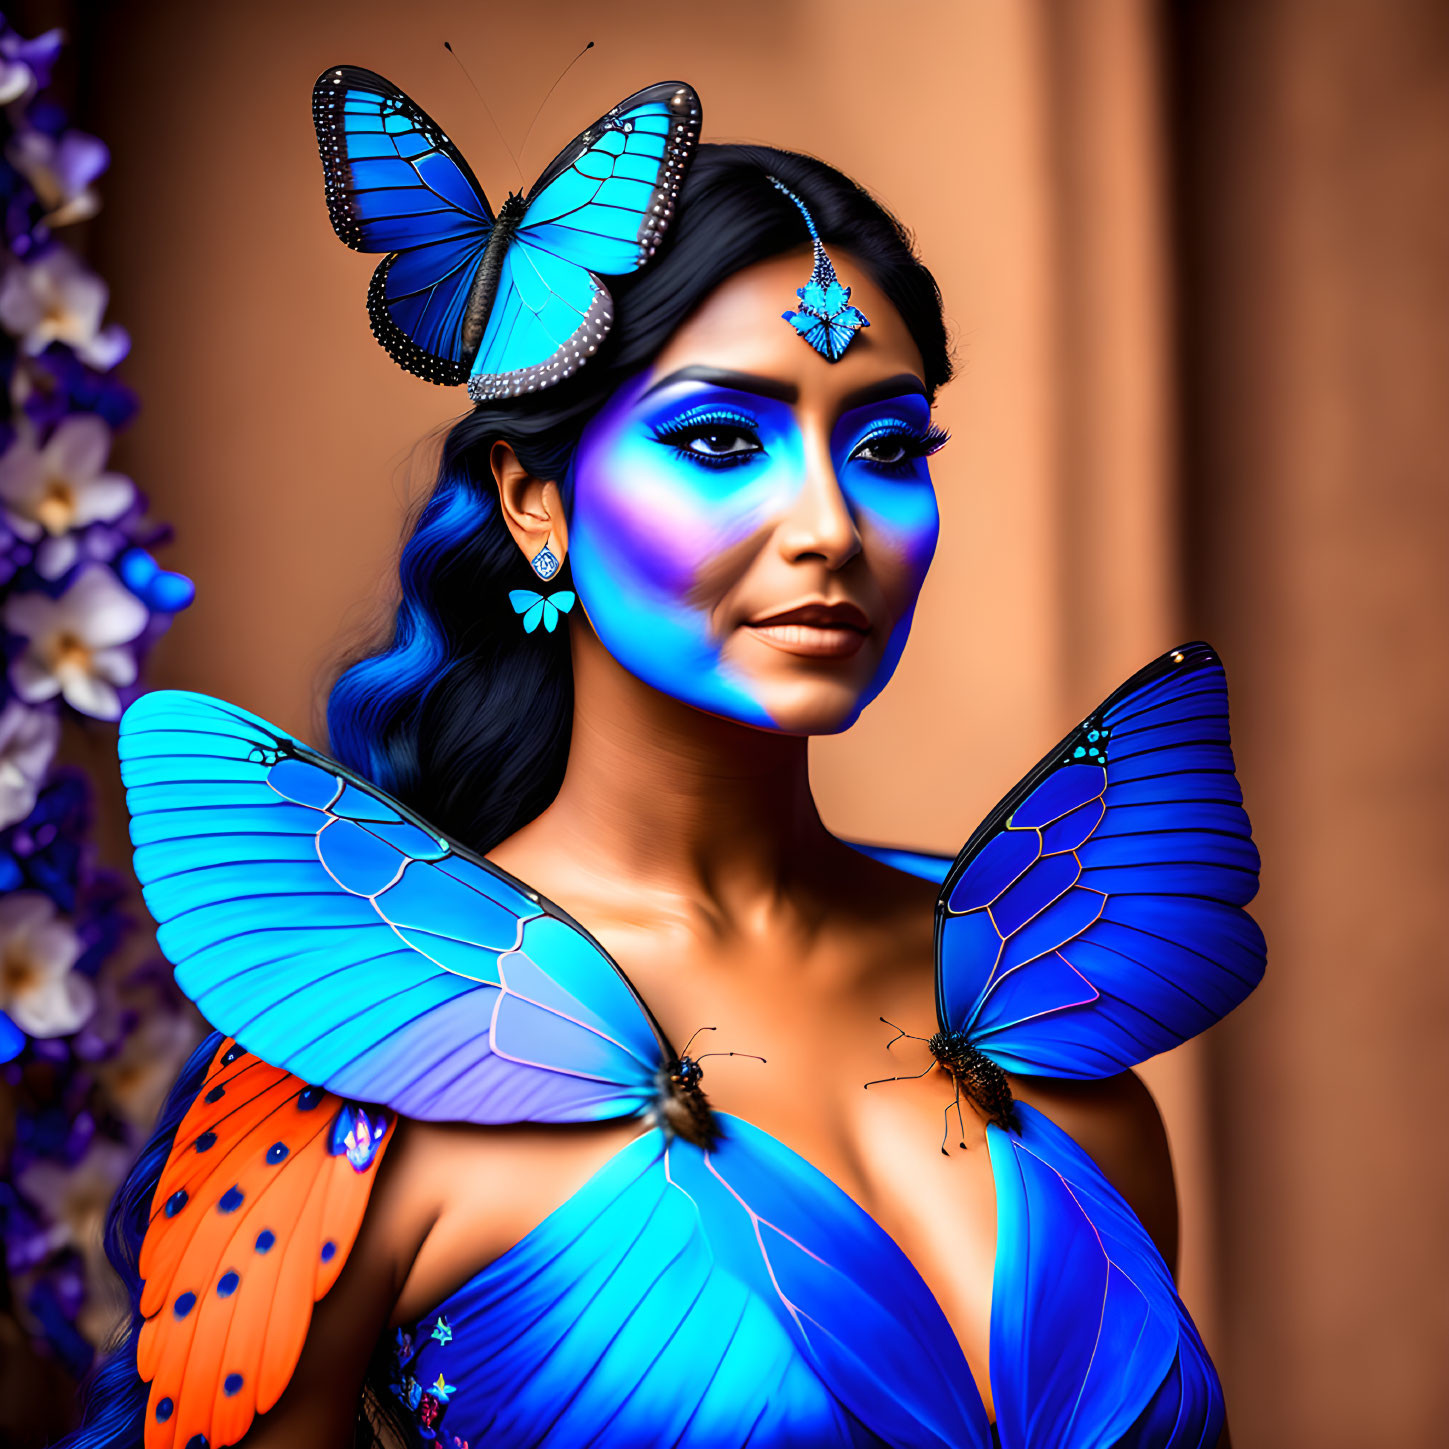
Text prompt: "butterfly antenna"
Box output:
[[443, 40, 525, 189], [694, 1051, 767, 1065], [517, 40, 595, 172], [863, 1061, 937, 1089], [879, 1016, 929, 1053], [678, 1025, 716, 1058]]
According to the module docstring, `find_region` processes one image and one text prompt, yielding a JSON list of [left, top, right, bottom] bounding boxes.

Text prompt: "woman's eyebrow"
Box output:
[[642, 365, 798, 402], [838, 373, 928, 410], [639, 367, 928, 410]]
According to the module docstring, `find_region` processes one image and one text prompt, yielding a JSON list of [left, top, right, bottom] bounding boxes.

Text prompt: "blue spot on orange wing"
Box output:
[[255, 1229, 275, 1254], [174, 1291, 196, 1319], [217, 1271, 239, 1297], [155, 1398, 173, 1422], [224, 1373, 244, 1397], [218, 1185, 244, 1213]]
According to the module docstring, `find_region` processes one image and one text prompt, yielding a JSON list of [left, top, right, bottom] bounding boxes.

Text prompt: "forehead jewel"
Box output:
[[765, 175, 870, 362]]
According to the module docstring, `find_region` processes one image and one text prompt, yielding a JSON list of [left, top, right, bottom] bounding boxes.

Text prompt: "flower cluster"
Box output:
[[0, 13, 198, 1378]]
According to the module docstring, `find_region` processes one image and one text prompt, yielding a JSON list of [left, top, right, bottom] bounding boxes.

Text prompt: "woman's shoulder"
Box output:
[[386, 1116, 644, 1325]]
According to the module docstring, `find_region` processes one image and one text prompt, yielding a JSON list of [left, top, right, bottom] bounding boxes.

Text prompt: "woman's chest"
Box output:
[[400, 967, 1007, 1422], [390, 911, 1220, 1449], [391, 1088, 1219, 1449]]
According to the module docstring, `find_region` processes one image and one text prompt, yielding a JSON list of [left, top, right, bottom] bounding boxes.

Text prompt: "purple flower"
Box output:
[[0, 25, 62, 105], [6, 129, 109, 227], [10, 346, 140, 433], [2, 770, 90, 908]]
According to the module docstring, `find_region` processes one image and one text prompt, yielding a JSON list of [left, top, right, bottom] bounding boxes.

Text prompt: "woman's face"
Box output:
[[567, 249, 944, 735]]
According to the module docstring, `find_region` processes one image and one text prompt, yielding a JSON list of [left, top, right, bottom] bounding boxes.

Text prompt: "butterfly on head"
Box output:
[[312, 67, 701, 401]]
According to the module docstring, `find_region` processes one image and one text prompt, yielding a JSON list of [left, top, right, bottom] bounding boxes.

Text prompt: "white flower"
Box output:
[[0, 248, 129, 370], [19, 1137, 135, 1345], [0, 415, 134, 544], [0, 59, 31, 105], [95, 1006, 201, 1131], [0, 892, 94, 1037], [0, 698, 58, 828], [4, 563, 148, 719], [6, 128, 109, 227]]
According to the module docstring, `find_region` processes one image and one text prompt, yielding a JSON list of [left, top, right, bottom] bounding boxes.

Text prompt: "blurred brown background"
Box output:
[[15, 0, 1449, 1444]]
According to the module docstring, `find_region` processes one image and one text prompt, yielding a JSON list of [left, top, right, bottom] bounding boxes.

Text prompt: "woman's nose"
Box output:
[[777, 436, 862, 570]]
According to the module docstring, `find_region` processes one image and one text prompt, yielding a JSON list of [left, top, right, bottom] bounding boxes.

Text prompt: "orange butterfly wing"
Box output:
[[137, 1038, 393, 1449]]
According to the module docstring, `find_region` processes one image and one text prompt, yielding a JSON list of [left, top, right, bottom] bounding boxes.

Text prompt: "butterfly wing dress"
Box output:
[[118, 641, 1263, 1449]]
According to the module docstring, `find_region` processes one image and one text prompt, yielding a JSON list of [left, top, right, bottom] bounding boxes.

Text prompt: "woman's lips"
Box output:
[[744, 601, 871, 659]]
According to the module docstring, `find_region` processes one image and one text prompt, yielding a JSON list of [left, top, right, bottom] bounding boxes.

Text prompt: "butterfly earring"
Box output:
[[509, 587, 576, 635]]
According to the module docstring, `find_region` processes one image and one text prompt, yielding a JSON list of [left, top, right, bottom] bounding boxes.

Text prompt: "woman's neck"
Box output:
[[494, 625, 839, 911]]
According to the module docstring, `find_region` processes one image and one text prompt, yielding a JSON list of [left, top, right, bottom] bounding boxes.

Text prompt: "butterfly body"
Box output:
[[656, 1054, 718, 1148], [926, 1029, 1018, 1133], [459, 191, 528, 361]]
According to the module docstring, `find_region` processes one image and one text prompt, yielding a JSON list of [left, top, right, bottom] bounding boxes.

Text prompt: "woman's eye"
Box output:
[[683, 427, 760, 458], [655, 418, 764, 467], [849, 424, 949, 471], [853, 434, 911, 466]]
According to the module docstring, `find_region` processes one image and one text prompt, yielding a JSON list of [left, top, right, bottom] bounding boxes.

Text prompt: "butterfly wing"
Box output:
[[466, 81, 700, 400], [989, 1105, 1223, 1449], [118, 691, 665, 1123], [313, 66, 494, 384], [937, 642, 1265, 1076], [396, 1117, 991, 1449], [137, 1037, 393, 1449]]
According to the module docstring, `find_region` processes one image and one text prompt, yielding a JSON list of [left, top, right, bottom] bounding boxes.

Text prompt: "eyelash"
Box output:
[[650, 411, 951, 475], [652, 408, 763, 470], [849, 422, 951, 475]]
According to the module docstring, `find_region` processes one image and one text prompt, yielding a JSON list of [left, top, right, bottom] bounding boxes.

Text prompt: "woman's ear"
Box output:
[[490, 440, 569, 570]]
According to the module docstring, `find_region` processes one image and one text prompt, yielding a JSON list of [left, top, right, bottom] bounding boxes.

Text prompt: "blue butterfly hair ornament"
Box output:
[[766, 175, 870, 361], [313, 68, 701, 401]]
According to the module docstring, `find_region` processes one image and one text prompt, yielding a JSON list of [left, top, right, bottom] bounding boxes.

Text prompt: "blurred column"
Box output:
[[1170, 2, 1449, 1445]]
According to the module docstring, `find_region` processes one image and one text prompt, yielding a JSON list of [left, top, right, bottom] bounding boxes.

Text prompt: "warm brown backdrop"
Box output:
[[22, 0, 1449, 1444]]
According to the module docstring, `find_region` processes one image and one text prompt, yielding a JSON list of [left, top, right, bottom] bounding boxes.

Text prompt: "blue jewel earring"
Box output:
[[513, 537, 574, 633], [766, 175, 870, 361]]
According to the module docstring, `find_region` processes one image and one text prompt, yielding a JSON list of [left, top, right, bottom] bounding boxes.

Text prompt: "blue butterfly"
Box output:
[[312, 67, 701, 399], [783, 250, 869, 361], [508, 587, 575, 633]]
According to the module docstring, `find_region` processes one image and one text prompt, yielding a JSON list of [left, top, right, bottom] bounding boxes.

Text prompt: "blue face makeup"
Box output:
[[566, 368, 944, 732]]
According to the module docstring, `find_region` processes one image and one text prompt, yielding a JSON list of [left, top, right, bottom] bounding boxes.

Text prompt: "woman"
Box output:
[[65, 73, 1261, 1449]]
